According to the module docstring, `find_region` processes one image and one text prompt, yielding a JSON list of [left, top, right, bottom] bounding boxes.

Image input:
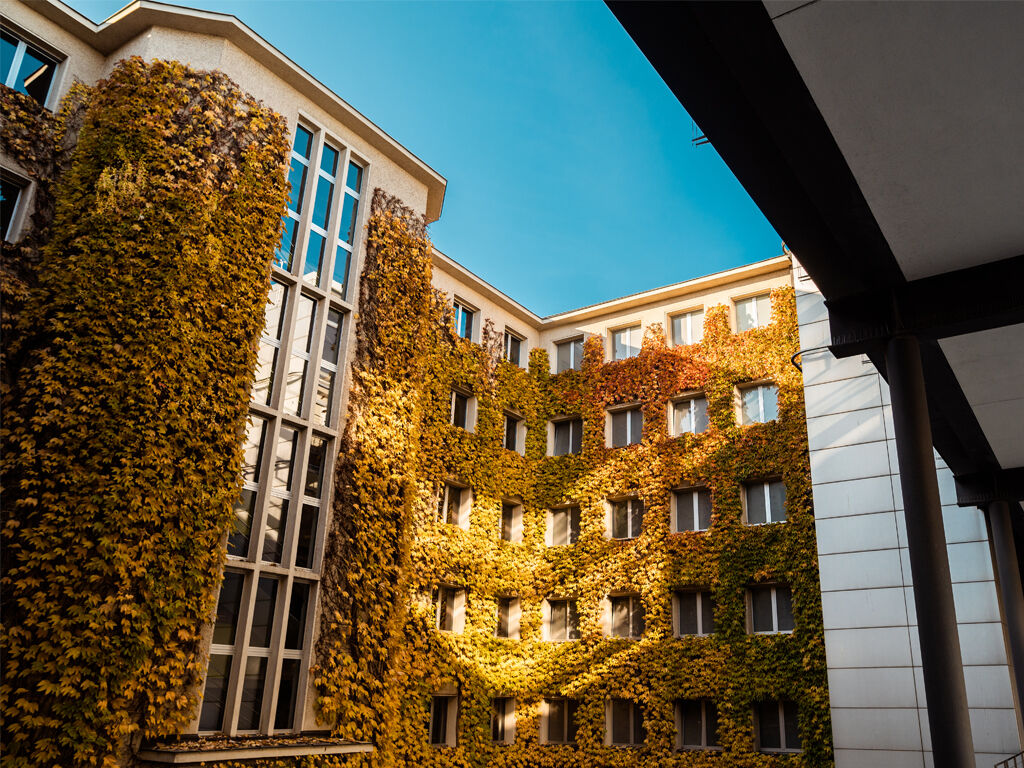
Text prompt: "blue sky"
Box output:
[[65, 0, 780, 316]]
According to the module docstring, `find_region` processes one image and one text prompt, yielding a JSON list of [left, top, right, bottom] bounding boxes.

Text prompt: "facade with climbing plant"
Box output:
[[1, 1, 831, 765]]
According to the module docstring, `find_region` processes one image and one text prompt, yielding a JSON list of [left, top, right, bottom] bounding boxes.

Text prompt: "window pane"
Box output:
[[633, 702, 645, 744], [497, 597, 510, 638], [273, 427, 298, 491], [262, 497, 289, 564], [746, 483, 767, 524], [783, 700, 800, 750], [276, 216, 298, 269], [674, 400, 692, 435], [611, 699, 632, 743], [294, 503, 320, 569], [612, 501, 628, 539], [776, 586, 795, 631], [629, 410, 643, 444], [303, 231, 326, 286], [769, 479, 787, 522], [551, 509, 568, 546], [681, 699, 701, 746], [286, 157, 307, 212], [756, 294, 772, 327], [430, 696, 448, 744], [701, 592, 715, 634], [547, 699, 565, 743], [320, 144, 339, 176], [198, 654, 231, 731], [238, 656, 268, 730], [629, 499, 644, 537], [693, 396, 708, 432], [554, 421, 570, 456], [504, 416, 517, 452], [212, 571, 245, 645], [340, 193, 359, 244], [445, 486, 462, 525], [452, 392, 468, 428], [675, 491, 694, 532], [696, 489, 713, 530], [752, 588, 774, 632], [294, 295, 317, 352], [569, 507, 580, 544], [567, 600, 579, 638], [677, 591, 697, 635], [611, 411, 627, 448], [253, 340, 278, 405], [737, 297, 756, 332], [346, 161, 362, 193], [250, 577, 278, 647], [332, 245, 352, 297], [631, 595, 645, 636], [492, 698, 506, 741], [322, 309, 343, 365], [274, 658, 301, 730], [1, 33, 19, 81], [556, 341, 571, 373], [501, 503, 515, 541], [292, 125, 313, 157], [611, 596, 629, 637], [570, 419, 582, 454], [671, 315, 685, 346], [285, 581, 310, 649], [313, 367, 335, 426], [305, 436, 327, 498], [264, 281, 288, 339], [571, 339, 583, 369], [741, 387, 761, 423], [227, 489, 255, 557], [550, 600, 567, 640], [758, 701, 781, 749], [567, 699, 579, 742], [242, 417, 267, 482], [311, 176, 334, 230], [762, 384, 779, 421], [706, 701, 719, 747]]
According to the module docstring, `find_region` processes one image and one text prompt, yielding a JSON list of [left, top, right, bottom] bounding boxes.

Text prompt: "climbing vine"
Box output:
[[0, 59, 289, 766]]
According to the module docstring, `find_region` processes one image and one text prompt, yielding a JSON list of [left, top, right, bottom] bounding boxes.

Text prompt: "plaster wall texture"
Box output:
[[794, 261, 1021, 768]]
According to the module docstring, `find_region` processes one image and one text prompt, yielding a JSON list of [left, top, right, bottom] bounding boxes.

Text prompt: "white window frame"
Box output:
[[548, 416, 583, 457], [1, 29, 60, 108], [452, 298, 477, 342], [541, 697, 578, 744], [546, 505, 580, 547], [1, 169, 31, 243], [503, 411, 525, 455], [669, 308, 705, 346], [604, 698, 645, 747], [605, 497, 644, 540], [736, 382, 779, 425], [449, 388, 476, 432], [543, 597, 579, 642], [503, 329, 525, 367], [735, 292, 772, 331], [301, 137, 342, 289], [671, 487, 712, 533], [742, 478, 786, 525], [755, 699, 801, 753], [435, 585, 467, 633], [499, 500, 524, 543], [491, 696, 517, 744], [553, 335, 584, 373], [606, 404, 643, 448], [603, 592, 644, 639], [747, 584, 794, 635], [429, 691, 459, 747], [672, 589, 715, 637], [610, 324, 641, 361], [675, 698, 719, 750], [669, 394, 709, 436], [495, 596, 521, 639], [437, 481, 472, 529]]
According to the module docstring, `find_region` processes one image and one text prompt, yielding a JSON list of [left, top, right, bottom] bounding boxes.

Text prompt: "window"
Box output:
[[500, 501, 523, 543], [312, 308, 343, 427], [607, 593, 644, 638], [676, 699, 718, 750], [303, 140, 341, 288], [555, 337, 584, 373], [283, 295, 316, 417], [263, 425, 299, 564], [738, 383, 778, 424], [674, 590, 715, 636], [496, 597, 520, 639], [671, 309, 705, 346], [1, 172, 27, 242], [544, 598, 579, 641], [1, 30, 58, 106], [450, 389, 475, 431], [736, 293, 772, 331], [503, 330, 524, 366], [609, 406, 643, 448], [673, 488, 712, 533], [277, 125, 313, 269], [429, 694, 458, 746], [611, 325, 641, 360], [551, 417, 583, 456], [607, 699, 645, 746], [503, 412, 524, 454], [333, 160, 363, 299], [749, 584, 795, 633], [252, 281, 288, 406], [437, 483, 471, 529], [492, 697, 516, 744], [744, 479, 786, 524], [548, 506, 580, 546], [199, 570, 244, 730], [435, 586, 467, 633], [671, 395, 708, 436], [453, 299, 475, 340], [608, 498, 644, 540], [542, 698, 578, 744], [756, 700, 801, 752]]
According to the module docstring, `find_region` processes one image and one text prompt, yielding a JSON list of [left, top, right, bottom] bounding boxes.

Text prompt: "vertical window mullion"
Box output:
[[262, 573, 293, 732], [5, 42, 26, 89], [692, 490, 700, 531], [771, 587, 779, 633], [764, 482, 772, 524]]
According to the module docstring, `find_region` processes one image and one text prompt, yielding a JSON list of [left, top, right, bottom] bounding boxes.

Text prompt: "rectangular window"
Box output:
[[228, 488, 256, 558], [253, 281, 288, 405], [744, 479, 787, 524], [332, 159, 362, 297], [552, 417, 583, 456], [237, 656, 268, 731], [749, 584, 795, 633], [284, 295, 316, 417], [609, 594, 645, 638], [242, 416, 268, 483], [610, 407, 643, 448], [2, 171, 28, 243], [198, 654, 232, 731], [671, 395, 708, 436], [673, 488, 712, 533], [1, 30, 58, 106], [275, 658, 302, 730], [438, 483, 469, 528], [492, 697, 515, 744], [612, 325, 641, 360], [453, 300, 475, 340], [548, 506, 580, 546], [555, 337, 584, 373], [500, 501, 523, 543], [543, 698, 579, 744], [674, 590, 715, 636], [756, 700, 800, 752], [312, 309, 343, 427], [249, 576, 279, 647], [609, 498, 644, 540], [294, 503, 320, 569], [671, 309, 705, 346], [277, 124, 313, 269], [736, 293, 772, 331], [503, 331, 523, 366], [435, 586, 466, 633], [450, 390, 472, 430], [677, 699, 718, 749], [496, 596, 520, 639], [503, 413, 523, 454], [738, 383, 779, 424], [303, 142, 340, 287], [430, 694, 458, 746], [608, 699, 645, 746], [546, 598, 579, 641]]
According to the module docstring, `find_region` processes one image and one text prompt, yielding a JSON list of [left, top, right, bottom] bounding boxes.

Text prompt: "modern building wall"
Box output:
[[794, 260, 1021, 768]]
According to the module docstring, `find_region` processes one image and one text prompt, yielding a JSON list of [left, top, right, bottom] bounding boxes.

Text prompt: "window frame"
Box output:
[[669, 393, 709, 437], [1, 27, 61, 109], [435, 585, 468, 634], [541, 697, 579, 744], [605, 698, 645, 747], [606, 496, 645, 540], [671, 486, 713, 533], [669, 307, 705, 346], [546, 505, 581, 547], [553, 335, 584, 373], [672, 588, 715, 637], [747, 583, 795, 635], [610, 323, 642, 361], [549, 416, 583, 457], [429, 692, 459, 747], [499, 499, 524, 543], [675, 698, 720, 751], [755, 699, 801, 753], [437, 481, 472, 529], [607, 403, 643, 449], [605, 592, 645, 639], [503, 411, 525, 455], [543, 597, 580, 642], [736, 381, 779, 425], [503, 329, 525, 367], [449, 387, 476, 432], [495, 596, 521, 640], [491, 696, 517, 744], [1, 169, 31, 244], [742, 478, 787, 525], [734, 292, 772, 332], [452, 297, 477, 342]]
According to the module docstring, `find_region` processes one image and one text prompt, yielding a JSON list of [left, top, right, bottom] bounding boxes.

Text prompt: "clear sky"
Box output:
[[64, 0, 780, 316]]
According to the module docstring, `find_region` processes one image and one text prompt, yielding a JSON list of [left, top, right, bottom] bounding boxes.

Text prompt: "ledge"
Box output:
[[137, 735, 372, 764]]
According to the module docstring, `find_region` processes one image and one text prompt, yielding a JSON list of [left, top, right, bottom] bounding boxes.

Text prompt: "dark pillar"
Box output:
[[886, 334, 975, 767], [986, 499, 1024, 741]]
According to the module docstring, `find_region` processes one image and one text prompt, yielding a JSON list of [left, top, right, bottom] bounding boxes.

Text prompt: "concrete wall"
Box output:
[[795, 261, 1021, 768]]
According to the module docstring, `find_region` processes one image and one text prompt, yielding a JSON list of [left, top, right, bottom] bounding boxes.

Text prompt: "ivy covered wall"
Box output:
[[316, 193, 832, 767], [0, 60, 289, 766]]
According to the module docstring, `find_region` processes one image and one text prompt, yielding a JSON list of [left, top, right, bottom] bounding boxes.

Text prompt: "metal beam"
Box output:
[[956, 467, 1024, 507], [986, 500, 1024, 745]]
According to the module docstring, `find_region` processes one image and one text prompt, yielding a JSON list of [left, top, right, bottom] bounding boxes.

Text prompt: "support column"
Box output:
[[986, 499, 1024, 742], [886, 334, 975, 767]]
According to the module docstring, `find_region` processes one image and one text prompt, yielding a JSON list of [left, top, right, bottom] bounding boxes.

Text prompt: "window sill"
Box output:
[[137, 735, 371, 764]]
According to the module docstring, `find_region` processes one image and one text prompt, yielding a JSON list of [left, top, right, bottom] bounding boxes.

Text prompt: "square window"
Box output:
[[676, 699, 719, 750], [608, 498, 644, 540], [543, 698, 579, 744], [674, 589, 715, 636], [736, 293, 772, 331], [671, 309, 704, 346], [738, 383, 779, 424], [503, 331, 523, 366], [1, 31, 58, 107], [545, 598, 579, 641], [749, 584, 795, 634], [609, 406, 643, 448], [555, 337, 584, 373], [608, 593, 645, 638], [671, 396, 708, 436], [611, 325, 641, 360], [673, 488, 712, 533], [438, 482, 471, 529], [607, 699, 645, 746], [744, 479, 787, 524], [548, 506, 580, 546], [552, 417, 583, 456]]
